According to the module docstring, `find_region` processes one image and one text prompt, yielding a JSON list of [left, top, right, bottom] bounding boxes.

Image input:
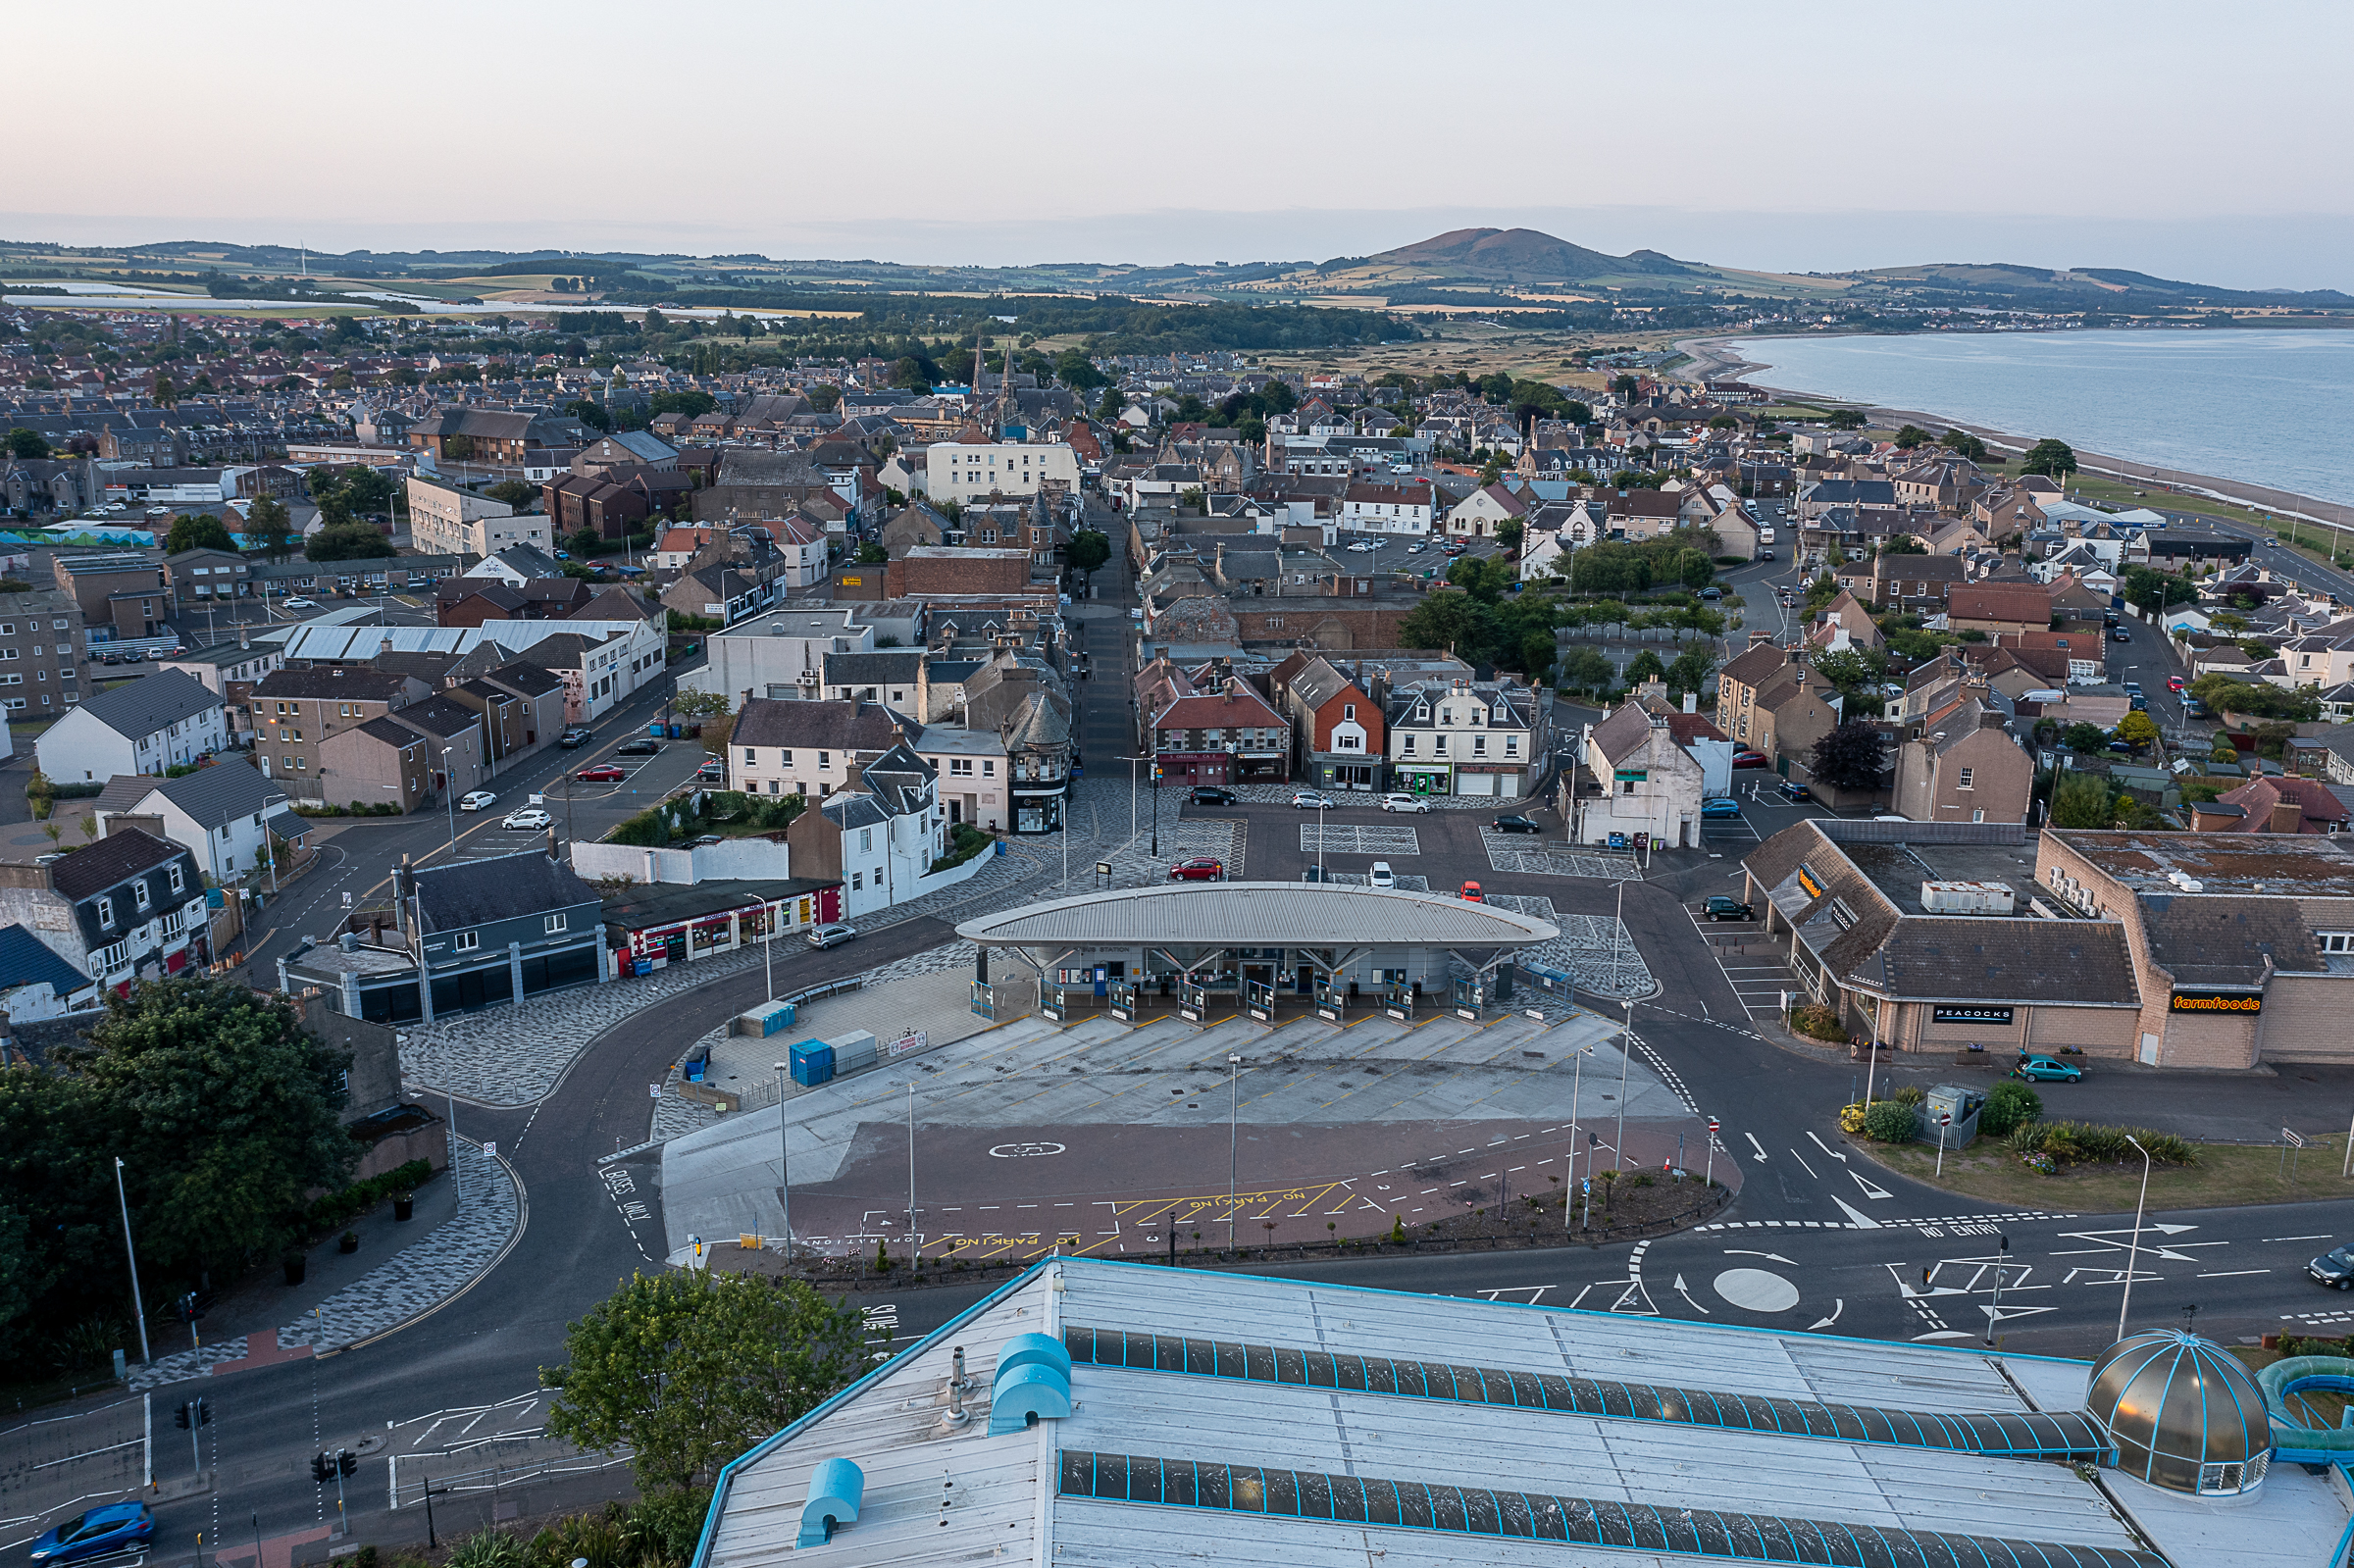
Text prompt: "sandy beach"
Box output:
[[1673, 332, 2354, 531]]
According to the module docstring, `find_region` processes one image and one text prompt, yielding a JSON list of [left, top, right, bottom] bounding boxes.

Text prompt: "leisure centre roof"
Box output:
[[956, 884, 1560, 949]]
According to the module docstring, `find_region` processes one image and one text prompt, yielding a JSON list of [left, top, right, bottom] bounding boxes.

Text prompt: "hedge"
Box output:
[[306, 1157, 435, 1231]]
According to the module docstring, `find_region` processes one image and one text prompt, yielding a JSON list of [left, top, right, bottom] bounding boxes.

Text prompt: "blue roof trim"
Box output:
[[686, 1261, 1052, 1568]]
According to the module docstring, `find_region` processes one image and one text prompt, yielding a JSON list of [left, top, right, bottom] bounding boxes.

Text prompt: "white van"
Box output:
[[1758, 526, 1776, 544]]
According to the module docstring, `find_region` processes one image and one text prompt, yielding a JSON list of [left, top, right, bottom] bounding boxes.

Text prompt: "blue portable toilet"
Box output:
[[790, 1038, 835, 1087]]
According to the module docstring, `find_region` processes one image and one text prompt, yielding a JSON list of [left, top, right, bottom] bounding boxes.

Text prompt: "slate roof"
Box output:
[[733, 698, 907, 753], [71, 668, 220, 739], [388, 695, 485, 741], [0, 922, 91, 994], [99, 757, 285, 824], [483, 660, 565, 698], [253, 668, 413, 702], [412, 849, 597, 934], [822, 650, 924, 687], [50, 827, 190, 901]]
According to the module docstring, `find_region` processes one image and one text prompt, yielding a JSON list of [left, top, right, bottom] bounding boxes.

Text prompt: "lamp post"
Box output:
[[2117, 1135, 2153, 1341], [113, 1157, 151, 1365], [773, 1062, 791, 1255], [1984, 1233, 2010, 1346], [1614, 998, 1633, 1173], [439, 746, 457, 857], [1316, 796, 1328, 880], [1564, 1044, 1592, 1234], [1227, 1052, 1242, 1248], [905, 1081, 918, 1270]]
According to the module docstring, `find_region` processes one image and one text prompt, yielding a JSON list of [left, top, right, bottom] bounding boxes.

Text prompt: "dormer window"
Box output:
[[134, 882, 152, 912], [96, 895, 114, 928], [168, 864, 184, 894]]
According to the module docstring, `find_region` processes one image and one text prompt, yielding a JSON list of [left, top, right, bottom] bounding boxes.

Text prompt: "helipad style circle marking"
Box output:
[[1714, 1268, 1801, 1313]]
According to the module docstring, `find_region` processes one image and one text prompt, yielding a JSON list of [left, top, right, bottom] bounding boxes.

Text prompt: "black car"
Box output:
[[1190, 786, 1235, 806], [1492, 815, 1543, 834], [617, 737, 663, 756], [1705, 896, 1755, 921], [558, 730, 592, 748], [2310, 1244, 2354, 1290]]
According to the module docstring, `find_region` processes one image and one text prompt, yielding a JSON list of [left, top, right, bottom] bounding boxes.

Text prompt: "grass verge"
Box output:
[[1861, 1133, 2354, 1212]]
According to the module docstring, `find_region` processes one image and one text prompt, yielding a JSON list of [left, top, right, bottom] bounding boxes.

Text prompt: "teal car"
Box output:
[[2014, 1055, 2083, 1083]]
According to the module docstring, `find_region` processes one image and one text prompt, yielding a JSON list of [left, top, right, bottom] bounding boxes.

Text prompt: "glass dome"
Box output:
[[2086, 1331, 2271, 1494]]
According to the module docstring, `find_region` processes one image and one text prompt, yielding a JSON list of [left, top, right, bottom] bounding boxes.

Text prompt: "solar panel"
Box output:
[[1061, 1326, 2115, 1463]]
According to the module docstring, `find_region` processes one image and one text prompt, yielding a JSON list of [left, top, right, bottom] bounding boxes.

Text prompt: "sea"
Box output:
[[1725, 328, 2354, 507]]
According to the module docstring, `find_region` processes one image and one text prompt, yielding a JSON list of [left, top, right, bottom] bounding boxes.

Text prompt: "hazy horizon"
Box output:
[[14, 0, 2349, 292]]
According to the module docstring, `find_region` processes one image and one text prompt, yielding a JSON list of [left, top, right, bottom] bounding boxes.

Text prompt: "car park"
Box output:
[[1733, 749, 1769, 769], [1704, 895, 1754, 921], [559, 729, 592, 748], [1458, 880, 1484, 901], [1189, 785, 1235, 806], [1701, 796, 1743, 819], [1381, 793, 1430, 814], [458, 790, 496, 811], [1291, 790, 1339, 810], [617, 738, 662, 755], [1168, 857, 1225, 881], [576, 763, 625, 782], [2308, 1244, 2354, 1290], [30, 1502, 155, 1565], [806, 923, 857, 949], [503, 807, 553, 830], [1491, 814, 1542, 834], [2014, 1054, 2083, 1083], [1368, 861, 1396, 888]]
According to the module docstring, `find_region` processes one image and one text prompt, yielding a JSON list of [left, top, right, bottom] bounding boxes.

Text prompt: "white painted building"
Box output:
[[35, 670, 227, 784], [679, 606, 877, 710], [924, 442, 1081, 506], [817, 742, 944, 918], [1341, 481, 1435, 536], [91, 757, 302, 885], [1578, 703, 1708, 850], [406, 475, 549, 557]]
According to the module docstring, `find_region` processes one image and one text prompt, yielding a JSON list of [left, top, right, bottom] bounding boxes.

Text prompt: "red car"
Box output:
[[1167, 857, 1224, 882], [576, 763, 626, 782], [1733, 749, 1769, 769], [2167, 675, 2186, 691]]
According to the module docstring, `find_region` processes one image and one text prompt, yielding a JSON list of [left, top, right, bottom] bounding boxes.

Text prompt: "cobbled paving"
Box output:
[[1299, 824, 1422, 856], [1484, 894, 1656, 1000], [1480, 828, 1644, 882]]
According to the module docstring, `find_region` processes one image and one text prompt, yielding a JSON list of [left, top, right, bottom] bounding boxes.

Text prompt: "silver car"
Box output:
[[1380, 793, 1430, 814], [806, 923, 857, 949]]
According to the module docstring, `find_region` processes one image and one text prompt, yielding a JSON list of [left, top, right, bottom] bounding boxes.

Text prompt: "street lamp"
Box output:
[[1227, 1052, 1242, 1248], [773, 1062, 792, 1255], [439, 745, 457, 856], [2117, 1135, 2153, 1341], [1984, 1232, 2011, 1346], [1315, 796, 1328, 880], [113, 1157, 151, 1365], [1564, 1043, 1593, 1234], [1614, 997, 1633, 1174]]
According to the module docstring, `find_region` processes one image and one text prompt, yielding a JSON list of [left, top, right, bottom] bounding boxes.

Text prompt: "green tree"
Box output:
[[1809, 720, 1886, 790], [1445, 555, 1512, 604], [1065, 529, 1111, 590], [2020, 437, 2077, 478], [854, 541, 888, 564], [164, 513, 237, 554], [1824, 409, 1865, 430], [61, 979, 353, 1280], [305, 522, 396, 561], [1096, 385, 1125, 422], [2120, 565, 2196, 614], [151, 373, 177, 409], [7, 428, 49, 460], [1675, 548, 1714, 590], [569, 527, 603, 559], [243, 495, 297, 561], [1052, 348, 1105, 390], [2049, 771, 2114, 828], [1666, 645, 1715, 697], [1559, 646, 1612, 693], [1892, 425, 1930, 450], [1624, 649, 1667, 684], [441, 433, 476, 463], [1610, 374, 1638, 402], [804, 383, 842, 414], [1397, 590, 1491, 658], [2063, 723, 2107, 752], [1939, 429, 1988, 462], [484, 481, 537, 509], [541, 1270, 868, 1495], [1707, 415, 1738, 432], [2117, 710, 2161, 748], [565, 398, 612, 432]]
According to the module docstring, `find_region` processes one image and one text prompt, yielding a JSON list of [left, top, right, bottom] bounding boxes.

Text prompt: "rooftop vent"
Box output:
[[795, 1456, 863, 1547], [989, 1332, 1072, 1435]]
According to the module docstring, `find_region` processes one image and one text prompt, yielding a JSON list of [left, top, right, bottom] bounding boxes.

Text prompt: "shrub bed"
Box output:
[[305, 1158, 435, 1231], [1789, 1003, 1849, 1043], [2008, 1119, 2197, 1175], [928, 823, 994, 874]]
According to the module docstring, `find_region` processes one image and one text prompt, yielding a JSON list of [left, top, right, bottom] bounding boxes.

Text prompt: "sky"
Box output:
[[11, 0, 2351, 291]]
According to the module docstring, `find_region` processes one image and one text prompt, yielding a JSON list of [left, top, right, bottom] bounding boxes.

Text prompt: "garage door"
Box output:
[[1458, 774, 1496, 796]]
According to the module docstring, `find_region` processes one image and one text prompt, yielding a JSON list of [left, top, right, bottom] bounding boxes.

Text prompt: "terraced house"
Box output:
[[1384, 676, 1546, 798]]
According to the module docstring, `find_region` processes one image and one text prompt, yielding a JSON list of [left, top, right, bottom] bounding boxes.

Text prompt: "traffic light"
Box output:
[[311, 1452, 334, 1485], [337, 1450, 357, 1479], [174, 1402, 191, 1431]]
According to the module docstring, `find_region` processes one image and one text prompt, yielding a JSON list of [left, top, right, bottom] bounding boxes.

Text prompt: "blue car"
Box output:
[[30, 1502, 153, 1564], [1701, 797, 1743, 819]]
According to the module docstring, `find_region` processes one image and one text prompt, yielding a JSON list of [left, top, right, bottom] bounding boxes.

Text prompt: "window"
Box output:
[[860, 827, 873, 852], [851, 871, 863, 890], [1956, 767, 1974, 789], [819, 751, 832, 771], [1505, 735, 1518, 756], [983, 760, 996, 777], [134, 881, 152, 912], [743, 747, 756, 764], [1435, 735, 1449, 756], [1972, 808, 1986, 823], [96, 895, 114, 928], [168, 864, 183, 894], [2322, 933, 2354, 954], [452, 932, 480, 952], [544, 913, 568, 934], [1402, 734, 1416, 754]]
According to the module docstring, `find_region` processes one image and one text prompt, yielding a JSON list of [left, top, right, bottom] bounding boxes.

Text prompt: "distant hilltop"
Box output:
[[1368, 227, 1693, 281]]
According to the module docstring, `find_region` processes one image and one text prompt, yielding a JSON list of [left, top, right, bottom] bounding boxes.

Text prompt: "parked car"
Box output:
[[1168, 857, 1225, 882], [502, 808, 553, 831], [1491, 814, 1542, 834], [617, 738, 662, 755], [1190, 786, 1235, 806], [1704, 895, 1754, 921], [1698, 585, 1723, 600], [2014, 1054, 2083, 1083], [1732, 749, 1769, 769], [1381, 793, 1430, 814], [2307, 1243, 2354, 1290], [1368, 861, 1396, 888], [458, 790, 496, 812], [29, 1502, 154, 1565], [283, 598, 318, 610], [2112, 627, 2133, 642], [806, 923, 857, 949], [2166, 675, 2187, 691], [576, 763, 625, 782], [1291, 790, 1339, 810], [696, 759, 726, 782], [1777, 780, 1813, 803], [558, 729, 593, 748], [1458, 880, 1484, 901], [1701, 797, 1743, 819]]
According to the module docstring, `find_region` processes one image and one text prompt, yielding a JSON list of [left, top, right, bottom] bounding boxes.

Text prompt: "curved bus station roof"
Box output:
[[955, 883, 1560, 949]]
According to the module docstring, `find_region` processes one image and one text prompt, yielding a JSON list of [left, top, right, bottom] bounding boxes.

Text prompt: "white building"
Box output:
[[924, 441, 1081, 506], [36, 670, 228, 784], [1341, 481, 1435, 536], [1444, 481, 1527, 539], [680, 607, 879, 710], [812, 742, 943, 918], [1381, 677, 1546, 798], [91, 756, 303, 885], [406, 475, 549, 557], [1578, 702, 1708, 850]]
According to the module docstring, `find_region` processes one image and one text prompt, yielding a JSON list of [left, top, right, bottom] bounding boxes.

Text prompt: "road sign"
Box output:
[[649, 1083, 661, 1098], [1097, 862, 1112, 877], [2284, 1127, 2308, 1148], [1708, 1117, 1719, 1134], [1939, 1113, 1952, 1126]]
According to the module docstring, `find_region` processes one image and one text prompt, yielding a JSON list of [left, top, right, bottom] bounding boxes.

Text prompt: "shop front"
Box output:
[[1394, 763, 1452, 795], [602, 878, 841, 975], [1235, 750, 1290, 783], [1156, 751, 1231, 787]]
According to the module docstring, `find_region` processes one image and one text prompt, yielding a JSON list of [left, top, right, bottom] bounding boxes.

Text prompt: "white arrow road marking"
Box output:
[[1725, 1250, 1798, 1265], [1806, 1131, 1848, 1163], [1981, 1302, 2058, 1324], [1849, 1169, 1893, 1199], [1745, 1133, 1769, 1163], [1832, 1195, 1881, 1229], [1673, 1275, 1713, 1315], [1806, 1299, 1843, 1333]]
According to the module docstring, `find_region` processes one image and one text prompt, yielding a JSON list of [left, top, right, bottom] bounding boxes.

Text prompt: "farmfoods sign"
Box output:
[[2169, 988, 2263, 1015]]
